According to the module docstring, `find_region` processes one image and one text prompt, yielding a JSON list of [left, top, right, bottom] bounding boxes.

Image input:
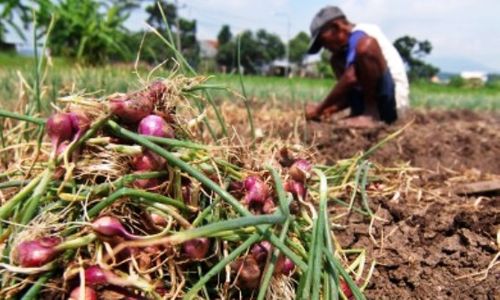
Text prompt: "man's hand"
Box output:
[[305, 103, 322, 121]]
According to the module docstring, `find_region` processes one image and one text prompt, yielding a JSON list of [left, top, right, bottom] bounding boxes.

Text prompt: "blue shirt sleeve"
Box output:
[[346, 30, 367, 67]]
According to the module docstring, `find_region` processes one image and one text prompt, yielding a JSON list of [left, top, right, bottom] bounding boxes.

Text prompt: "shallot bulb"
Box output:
[[109, 93, 154, 124], [262, 197, 276, 214], [132, 173, 160, 190], [46, 112, 73, 149], [131, 151, 164, 171], [138, 115, 175, 139], [149, 212, 167, 227], [250, 241, 272, 264], [69, 286, 97, 300], [147, 81, 167, 102], [243, 176, 269, 205], [340, 279, 354, 299], [68, 111, 90, 141], [85, 265, 112, 286], [15, 237, 61, 267], [284, 180, 307, 200], [289, 159, 312, 182], [56, 140, 70, 157], [231, 256, 261, 289], [183, 238, 210, 260], [91, 216, 135, 240], [275, 255, 295, 275]]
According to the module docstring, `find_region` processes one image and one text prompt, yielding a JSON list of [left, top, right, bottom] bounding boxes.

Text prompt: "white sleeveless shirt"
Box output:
[[353, 23, 410, 110]]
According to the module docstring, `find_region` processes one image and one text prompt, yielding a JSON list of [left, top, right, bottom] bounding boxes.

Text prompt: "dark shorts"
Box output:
[[348, 70, 398, 124]]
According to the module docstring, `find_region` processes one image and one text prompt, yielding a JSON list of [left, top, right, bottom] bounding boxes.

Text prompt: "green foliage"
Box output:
[[0, 0, 31, 42], [143, 0, 199, 67], [217, 25, 232, 46], [393, 35, 439, 80], [33, 0, 136, 64], [317, 50, 334, 78], [215, 27, 285, 74], [448, 76, 465, 88], [289, 31, 310, 65]]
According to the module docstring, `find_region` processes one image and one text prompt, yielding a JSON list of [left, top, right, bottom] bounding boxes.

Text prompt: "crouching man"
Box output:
[[305, 6, 409, 127]]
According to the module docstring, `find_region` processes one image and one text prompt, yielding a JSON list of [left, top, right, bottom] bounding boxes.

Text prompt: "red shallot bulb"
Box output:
[[250, 240, 272, 263], [91, 216, 135, 240], [138, 115, 175, 139], [289, 159, 312, 182], [183, 238, 210, 260], [231, 256, 261, 289], [46, 112, 73, 149], [109, 93, 154, 124], [243, 176, 269, 205], [15, 237, 61, 267], [69, 286, 97, 300], [284, 180, 307, 200], [68, 111, 90, 141], [275, 255, 295, 275]]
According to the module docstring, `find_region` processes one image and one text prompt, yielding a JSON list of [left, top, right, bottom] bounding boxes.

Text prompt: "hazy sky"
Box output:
[[126, 0, 500, 73]]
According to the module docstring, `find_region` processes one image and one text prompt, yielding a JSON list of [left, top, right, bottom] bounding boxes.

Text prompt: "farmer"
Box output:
[[305, 6, 409, 127]]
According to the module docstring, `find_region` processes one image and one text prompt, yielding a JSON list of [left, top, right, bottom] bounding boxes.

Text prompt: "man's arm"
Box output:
[[315, 64, 357, 115]]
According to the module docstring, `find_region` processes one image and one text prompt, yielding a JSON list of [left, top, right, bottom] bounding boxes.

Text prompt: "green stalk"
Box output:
[[20, 166, 54, 225], [298, 213, 320, 299], [360, 162, 374, 216], [324, 271, 332, 300], [90, 171, 167, 196], [237, 34, 256, 144], [192, 180, 229, 227], [311, 170, 327, 300], [87, 187, 193, 218], [146, 136, 209, 150], [0, 180, 32, 189], [348, 161, 364, 212], [257, 217, 292, 300], [318, 170, 339, 300], [20, 272, 53, 300], [267, 165, 290, 217], [55, 233, 97, 251], [32, 9, 41, 114], [121, 214, 284, 249], [156, 6, 228, 138], [0, 109, 45, 125], [360, 122, 410, 160], [183, 233, 262, 299], [0, 170, 45, 220], [323, 248, 366, 300], [107, 120, 307, 270], [57, 115, 110, 165]]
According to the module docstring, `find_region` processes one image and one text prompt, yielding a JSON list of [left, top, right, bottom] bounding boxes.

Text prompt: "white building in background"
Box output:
[[199, 40, 218, 59], [460, 71, 488, 83]]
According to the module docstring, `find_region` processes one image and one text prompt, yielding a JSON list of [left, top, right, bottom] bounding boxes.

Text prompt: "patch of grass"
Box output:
[[0, 53, 498, 111]]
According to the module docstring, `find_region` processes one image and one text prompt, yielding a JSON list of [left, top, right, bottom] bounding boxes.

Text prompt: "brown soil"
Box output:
[[223, 103, 500, 299]]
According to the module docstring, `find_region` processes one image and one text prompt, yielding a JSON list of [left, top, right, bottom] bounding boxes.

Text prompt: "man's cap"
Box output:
[[307, 6, 345, 54]]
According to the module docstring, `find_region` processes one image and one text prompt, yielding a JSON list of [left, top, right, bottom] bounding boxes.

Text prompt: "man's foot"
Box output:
[[338, 115, 381, 128]]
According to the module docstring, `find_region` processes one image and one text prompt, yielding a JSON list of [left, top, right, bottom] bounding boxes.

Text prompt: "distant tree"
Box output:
[[144, 0, 199, 67], [215, 28, 285, 74], [289, 31, 310, 66], [32, 0, 135, 64], [216, 41, 235, 72], [215, 25, 234, 71], [236, 29, 285, 74], [394, 35, 439, 80], [217, 24, 232, 46], [0, 0, 32, 43]]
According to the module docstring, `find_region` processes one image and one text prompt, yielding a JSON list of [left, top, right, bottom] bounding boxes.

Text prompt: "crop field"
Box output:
[[0, 52, 499, 299]]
